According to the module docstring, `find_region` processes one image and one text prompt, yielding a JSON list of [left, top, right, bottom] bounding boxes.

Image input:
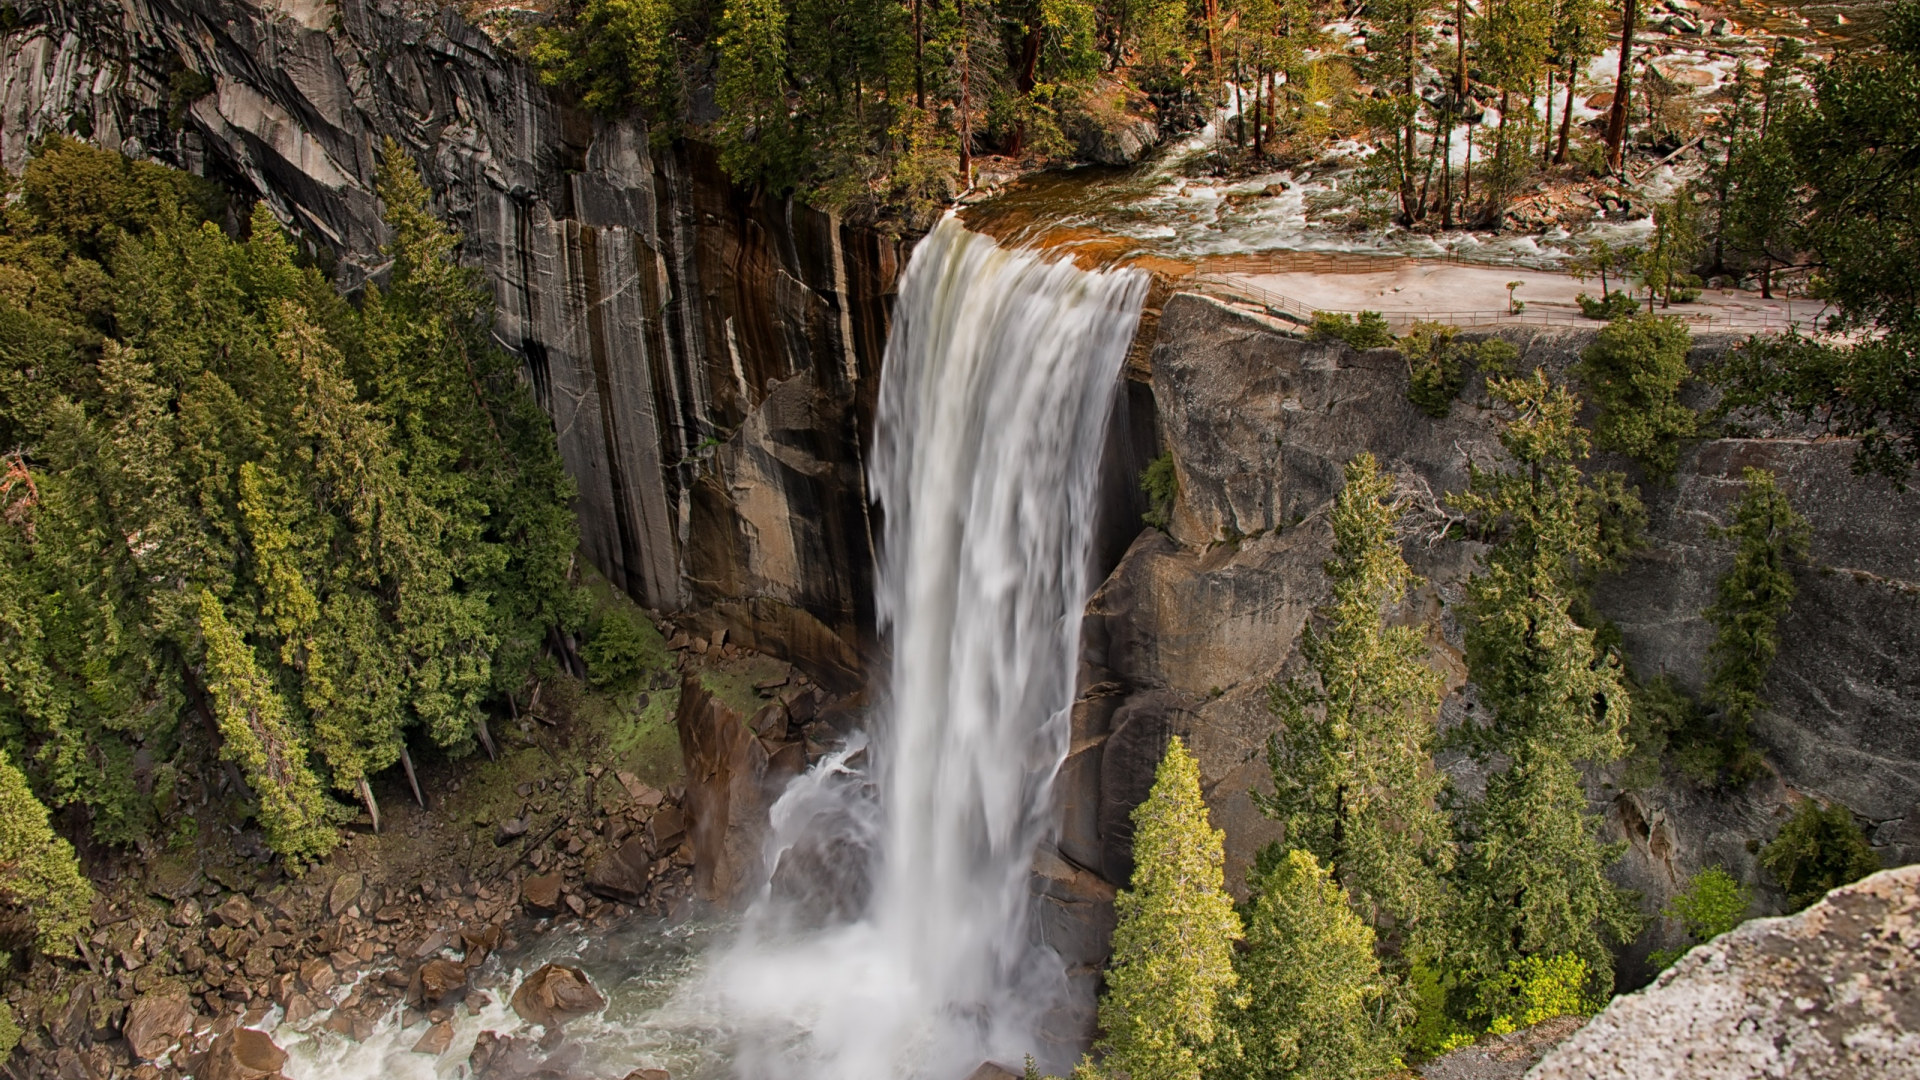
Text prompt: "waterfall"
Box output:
[[711, 216, 1148, 1080]]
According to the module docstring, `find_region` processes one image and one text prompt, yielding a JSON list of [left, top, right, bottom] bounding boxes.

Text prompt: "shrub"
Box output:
[[1484, 954, 1605, 1035], [1576, 291, 1641, 320], [1141, 452, 1178, 530], [584, 607, 668, 694], [1649, 866, 1751, 970], [1575, 314, 1699, 477], [1311, 310, 1395, 349], [1760, 800, 1880, 911], [1399, 323, 1520, 418]]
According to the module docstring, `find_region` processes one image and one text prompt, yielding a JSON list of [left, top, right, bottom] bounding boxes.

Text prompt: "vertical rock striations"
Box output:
[[0, 0, 902, 677]]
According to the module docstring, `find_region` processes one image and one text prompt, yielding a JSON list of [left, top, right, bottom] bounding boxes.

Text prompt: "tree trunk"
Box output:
[[358, 776, 381, 834], [476, 716, 497, 761], [399, 743, 425, 808], [1556, 55, 1577, 163], [1604, 0, 1639, 171], [959, 0, 973, 187], [1543, 69, 1556, 166]]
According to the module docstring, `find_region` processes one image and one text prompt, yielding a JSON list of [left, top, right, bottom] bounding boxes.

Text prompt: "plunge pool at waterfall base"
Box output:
[[270, 914, 736, 1080]]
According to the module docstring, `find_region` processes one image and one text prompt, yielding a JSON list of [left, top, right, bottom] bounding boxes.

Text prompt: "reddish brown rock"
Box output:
[[297, 958, 335, 994], [624, 1071, 671, 1080], [123, 992, 194, 1061], [412, 1021, 454, 1056], [509, 963, 606, 1029], [282, 994, 317, 1026], [417, 958, 469, 1002], [197, 1028, 288, 1080], [522, 873, 564, 914], [585, 838, 655, 905], [674, 675, 804, 905]]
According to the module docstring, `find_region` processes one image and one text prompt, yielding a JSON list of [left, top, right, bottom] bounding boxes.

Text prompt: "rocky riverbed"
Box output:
[[3, 607, 862, 1080]]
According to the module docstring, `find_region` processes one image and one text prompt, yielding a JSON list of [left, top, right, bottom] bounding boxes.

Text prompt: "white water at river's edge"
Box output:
[[708, 216, 1147, 1080]]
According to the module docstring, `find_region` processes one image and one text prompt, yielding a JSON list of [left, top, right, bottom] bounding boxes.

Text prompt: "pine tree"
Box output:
[[1444, 370, 1643, 1019], [1702, 468, 1808, 759], [197, 591, 339, 862], [1573, 313, 1698, 479], [0, 747, 91, 956], [1095, 737, 1243, 1080], [1261, 453, 1450, 937], [1213, 849, 1406, 1080]]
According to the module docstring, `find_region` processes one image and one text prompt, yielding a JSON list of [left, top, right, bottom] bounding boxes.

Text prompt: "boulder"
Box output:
[[123, 992, 194, 1060], [510, 963, 606, 1029], [417, 958, 470, 1002], [197, 1028, 288, 1080], [585, 838, 655, 905], [647, 807, 686, 851], [412, 1020, 455, 1056], [965, 1064, 1023, 1080], [522, 873, 564, 914], [211, 895, 255, 929], [675, 674, 804, 905], [327, 872, 363, 917], [1529, 865, 1920, 1079], [469, 1030, 543, 1079]]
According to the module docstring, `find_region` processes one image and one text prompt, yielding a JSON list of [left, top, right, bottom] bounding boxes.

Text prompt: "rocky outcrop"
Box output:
[[0, 0, 900, 680], [1063, 293, 1920, 987], [1528, 864, 1920, 1079], [675, 672, 807, 904]]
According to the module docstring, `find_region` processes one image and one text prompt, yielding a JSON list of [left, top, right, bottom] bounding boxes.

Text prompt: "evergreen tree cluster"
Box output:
[[517, 0, 1707, 229], [1090, 363, 1869, 1078], [0, 138, 584, 872]]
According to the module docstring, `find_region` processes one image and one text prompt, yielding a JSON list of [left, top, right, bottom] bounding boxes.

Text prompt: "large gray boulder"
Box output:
[[1528, 864, 1920, 1079]]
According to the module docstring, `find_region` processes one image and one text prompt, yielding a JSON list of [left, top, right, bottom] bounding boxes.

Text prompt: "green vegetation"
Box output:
[[1213, 849, 1406, 1080], [1760, 800, 1880, 912], [1712, 3, 1920, 482], [1573, 314, 1697, 478], [1483, 953, 1604, 1035], [1261, 453, 1449, 936], [1648, 866, 1750, 970], [1142, 452, 1178, 531], [1092, 737, 1243, 1080], [1443, 369, 1643, 1021], [585, 606, 672, 695], [0, 138, 583, 861], [0, 747, 91, 956], [1696, 469, 1806, 782], [1399, 323, 1518, 418], [1310, 311, 1394, 350]]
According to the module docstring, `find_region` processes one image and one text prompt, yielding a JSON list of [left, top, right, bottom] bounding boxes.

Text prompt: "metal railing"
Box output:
[[1184, 272, 1828, 338]]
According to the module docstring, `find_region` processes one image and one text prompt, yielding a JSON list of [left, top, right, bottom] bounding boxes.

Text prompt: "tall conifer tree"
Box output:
[[1094, 737, 1243, 1080], [1445, 370, 1643, 1017], [1261, 453, 1449, 938]]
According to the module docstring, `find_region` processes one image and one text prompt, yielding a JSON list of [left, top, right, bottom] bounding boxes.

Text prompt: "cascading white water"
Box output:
[[710, 216, 1147, 1080]]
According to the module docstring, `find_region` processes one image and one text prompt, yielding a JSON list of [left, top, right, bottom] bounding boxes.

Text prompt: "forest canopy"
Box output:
[[0, 137, 583, 863]]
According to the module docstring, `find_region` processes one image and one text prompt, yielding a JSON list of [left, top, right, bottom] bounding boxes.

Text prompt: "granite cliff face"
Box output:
[[1054, 293, 1920, 995], [0, 0, 898, 683]]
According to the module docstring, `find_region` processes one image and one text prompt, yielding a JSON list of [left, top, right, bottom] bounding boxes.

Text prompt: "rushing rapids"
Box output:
[[710, 216, 1148, 1079]]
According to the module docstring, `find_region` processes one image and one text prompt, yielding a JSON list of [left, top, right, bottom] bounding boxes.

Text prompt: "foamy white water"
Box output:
[[710, 216, 1147, 1080]]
